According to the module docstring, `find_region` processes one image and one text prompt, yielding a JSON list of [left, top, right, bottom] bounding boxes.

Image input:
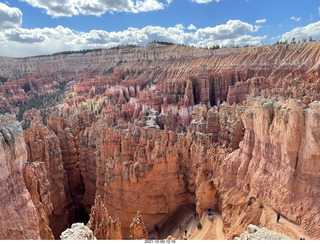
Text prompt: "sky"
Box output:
[[0, 0, 320, 57]]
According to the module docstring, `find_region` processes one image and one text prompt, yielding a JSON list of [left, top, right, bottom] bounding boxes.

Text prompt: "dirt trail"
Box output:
[[148, 203, 312, 240], [148, 204, 198, 240], [148, 204, 226, 240], [190, 212, 226, 240], [262, 206, 312, 240]]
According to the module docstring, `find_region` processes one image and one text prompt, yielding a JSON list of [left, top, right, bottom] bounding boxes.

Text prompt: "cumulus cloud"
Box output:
[[282, 21, 320, 41], [255, 19, 266, 24], [290, 16, 301, 22], [197, 34, 265, 48], [134, 0, 164, 12], [19, 0, 168, 17], [0, 2, 22, 29], [187, 24, 197, 30], [0, 20, 265, 57], [195, 20, 260, 41]]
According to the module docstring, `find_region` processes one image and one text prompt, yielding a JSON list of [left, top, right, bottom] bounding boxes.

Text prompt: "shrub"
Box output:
[[197, 222, 202, 230], [259, 202, 264, 209]]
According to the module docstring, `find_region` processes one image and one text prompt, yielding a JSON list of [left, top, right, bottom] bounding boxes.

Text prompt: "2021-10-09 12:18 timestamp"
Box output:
[[144, 240, 176, 243]]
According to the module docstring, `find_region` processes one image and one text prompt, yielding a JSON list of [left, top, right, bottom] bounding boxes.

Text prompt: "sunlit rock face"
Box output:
[[0, 114, 40, 239], [1, 42, 320, 239]]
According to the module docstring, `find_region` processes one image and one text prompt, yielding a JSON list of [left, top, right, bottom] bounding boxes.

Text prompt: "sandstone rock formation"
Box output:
[[47, 110, 95, 219], [1, 42, 320, 240], [216, 97, 320, 238], [0, 114, 40, 239], [23, 161, 54, 239], [1, 42, 320, 118], [24, 116, 72, 238], [87, 195, 122, 240], [129, 211, 148, 240]]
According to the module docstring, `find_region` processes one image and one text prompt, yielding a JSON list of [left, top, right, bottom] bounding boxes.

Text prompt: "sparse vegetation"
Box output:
[[55, 48, 103, 55], [247, 196, 254, 206], [16, 79, 68, 121], [152, 40, 176, 46], [0, 76, 8, 83], [104, 66, 114, 75], [259, 202, 264, 209], [197, 222, 202, 230], [110, 44, 138, 50]]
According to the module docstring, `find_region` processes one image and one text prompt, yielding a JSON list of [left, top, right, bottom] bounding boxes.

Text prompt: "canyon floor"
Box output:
[[0, 42, 319, 240]]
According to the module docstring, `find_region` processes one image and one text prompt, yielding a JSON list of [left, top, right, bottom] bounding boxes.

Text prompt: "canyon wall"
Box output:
[[1, 42, 320, 117], [23, 116, 73, 238], [0, 42, 320, 239], [0, 114, 40, 239], [23, 161, 54, 239], [214, 97, 320, 238]]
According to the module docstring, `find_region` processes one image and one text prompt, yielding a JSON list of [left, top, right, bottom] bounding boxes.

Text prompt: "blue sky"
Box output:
[[1, 0, 320, 57]]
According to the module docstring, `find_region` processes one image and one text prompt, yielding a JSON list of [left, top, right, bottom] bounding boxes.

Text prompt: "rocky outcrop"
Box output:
[[1, 43, 320, 240], [129, 211, 148, 240], [217, 97, 320, 238], [47, 110, 95, 220], [24, 116, 72, 238], [0, 114, 40, 239], [227, 77, 269, 105], [81, 112, 230, 238], [234, 224, 291, 240], [60, 223, 96, 240], [23, 161, 54, 239], [87, 195, 122, 240], [2, 43, 320, 117]]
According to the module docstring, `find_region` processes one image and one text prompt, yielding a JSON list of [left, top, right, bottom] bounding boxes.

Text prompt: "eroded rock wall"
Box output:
[[24, 116, 72, 238], [0, 114, 40, 239], [23, 161, 54, 239], [2, 43, 320, 240], [216, 97, 320, 238]]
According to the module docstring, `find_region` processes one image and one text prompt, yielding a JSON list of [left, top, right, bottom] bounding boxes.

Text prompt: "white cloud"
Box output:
[[195, 20, 260, 41], [0, 2, 22, 29], [0, 20, 265, 57], [197, 34, 265, 47], [19, 0, 169, 17], [191, 0, 212, 3], [191, 0, 221, 3], [134, 0, 164, 12], [255, 19, 266, 24], [20, 0, 78, 17], [290, 16, 301, 22], [282, 21, 320, 41], [187, 24, 197, 30]]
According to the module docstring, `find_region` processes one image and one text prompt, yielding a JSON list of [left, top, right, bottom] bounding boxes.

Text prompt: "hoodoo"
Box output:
[[0, 42, 319, 240]]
